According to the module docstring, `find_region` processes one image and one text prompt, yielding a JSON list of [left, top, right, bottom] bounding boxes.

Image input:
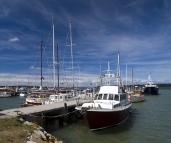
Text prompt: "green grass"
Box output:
[[0, 117, 34, 143]]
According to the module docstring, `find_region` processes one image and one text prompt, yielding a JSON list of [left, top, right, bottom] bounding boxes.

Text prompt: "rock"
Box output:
[[30, 132, 43, 143], [39, 126, 45, 132], [24, 120, 65, 143], [24, 121, 33, 126], [34, 130, 47, 141], [28, 133, 31, 136], [19, 118, 25, 123], [24, 121, 39, 129], [44, 131, 47, 136]]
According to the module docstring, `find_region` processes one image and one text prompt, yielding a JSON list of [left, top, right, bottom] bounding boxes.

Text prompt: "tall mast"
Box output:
[[57, 43, 59, 93], [132, 69, 134, 91], [126, 63, 127, 91], [40, 41, 43, 87], [69, 22, 74, 89], [52, 23, 55, 88]]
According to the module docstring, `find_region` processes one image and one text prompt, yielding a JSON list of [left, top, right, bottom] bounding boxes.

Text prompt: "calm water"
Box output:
[[0, 88, 171, 143]]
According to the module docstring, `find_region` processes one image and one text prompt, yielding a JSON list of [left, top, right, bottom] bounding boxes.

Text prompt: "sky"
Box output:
[[0, 0, 171, 87]]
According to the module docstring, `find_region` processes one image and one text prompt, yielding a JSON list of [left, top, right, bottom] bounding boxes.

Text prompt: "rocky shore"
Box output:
[[0, 117, 65, 143], [18, 118, 65, 143]]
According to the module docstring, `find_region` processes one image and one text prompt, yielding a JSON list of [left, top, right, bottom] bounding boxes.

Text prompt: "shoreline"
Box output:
[[0, 117, 65, 143]]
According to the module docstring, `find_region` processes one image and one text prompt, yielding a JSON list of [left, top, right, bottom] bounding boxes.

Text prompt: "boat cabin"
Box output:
[[95, 85, 127, 101], [96, 93, 127, 101]]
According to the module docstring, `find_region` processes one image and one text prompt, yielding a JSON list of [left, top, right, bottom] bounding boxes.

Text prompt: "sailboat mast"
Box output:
[[40, 41, 43, 87], [132, 69, 134, 91], [52, 24, 55, 88], [69, 22, 74, 89], [57, 43, 59, 93], [126, 63, 127, 91]]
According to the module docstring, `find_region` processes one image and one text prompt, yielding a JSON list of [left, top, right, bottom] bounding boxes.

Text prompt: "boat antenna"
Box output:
[[100, 62, 102, 86], [147, 72, 153, 85], [107, 61, 111, 85], [117, 48, 121, 87]]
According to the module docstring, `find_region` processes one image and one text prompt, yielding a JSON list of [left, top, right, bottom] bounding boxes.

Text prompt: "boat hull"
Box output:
[[26, 101, 42, 105], [144, 87, 158, 95], [131, 95, 145, 103], [86, 104, 132, 131], [0, 92, 11, 98]]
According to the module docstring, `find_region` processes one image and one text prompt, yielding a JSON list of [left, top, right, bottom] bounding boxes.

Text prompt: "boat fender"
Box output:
[[127, 95, 131, 100]]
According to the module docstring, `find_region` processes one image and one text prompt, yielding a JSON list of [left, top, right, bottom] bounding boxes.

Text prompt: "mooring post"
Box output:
[[64, 103, 68, 123], [64, 103, 68, 114]]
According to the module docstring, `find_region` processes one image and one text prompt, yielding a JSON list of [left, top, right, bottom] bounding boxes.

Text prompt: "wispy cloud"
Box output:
[[9, 37, 19, 42], [0, 0, 171, 86]]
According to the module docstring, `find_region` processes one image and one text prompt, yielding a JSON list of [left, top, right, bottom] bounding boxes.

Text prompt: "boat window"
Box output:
[[120, 94, 126, 101], [114, 94, 119, 101], [108, 94, 114, 100], [98, 94, 102, 99], [103, 94, 108, 100]]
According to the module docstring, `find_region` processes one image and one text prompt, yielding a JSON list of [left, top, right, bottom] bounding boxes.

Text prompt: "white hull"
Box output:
[[0, 92, 11, 97], [20, 93, 28, 97]]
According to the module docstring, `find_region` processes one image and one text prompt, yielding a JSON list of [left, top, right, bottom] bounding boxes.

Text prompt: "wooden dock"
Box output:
[[0, 98, 93, 119]]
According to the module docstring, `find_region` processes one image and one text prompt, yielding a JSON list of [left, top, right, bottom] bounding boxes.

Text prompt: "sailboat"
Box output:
[[75, 54, 132, 131], [26, 41, 56, 105], [46, 22, 79, 104], [143, 72, 158, 95], [127, 69, 145, 103]]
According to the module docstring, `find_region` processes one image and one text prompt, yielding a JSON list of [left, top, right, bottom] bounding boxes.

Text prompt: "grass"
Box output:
[[0, 117, 34, 143]]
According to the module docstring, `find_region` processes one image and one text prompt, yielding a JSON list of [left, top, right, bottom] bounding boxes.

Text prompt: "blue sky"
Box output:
[[0, 0, 171, 87]]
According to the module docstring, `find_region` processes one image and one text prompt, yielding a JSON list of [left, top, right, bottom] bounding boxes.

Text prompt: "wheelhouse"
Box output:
[[96, 93, 127, 101]]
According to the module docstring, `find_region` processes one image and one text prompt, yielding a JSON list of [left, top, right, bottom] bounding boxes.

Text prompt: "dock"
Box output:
[[0, 98, 93, 119]]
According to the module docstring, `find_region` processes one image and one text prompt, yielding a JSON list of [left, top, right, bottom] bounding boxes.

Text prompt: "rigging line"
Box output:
[[60, 27, 70, 86], [39, 25, 54, 86], [43, 25, 53, 70]]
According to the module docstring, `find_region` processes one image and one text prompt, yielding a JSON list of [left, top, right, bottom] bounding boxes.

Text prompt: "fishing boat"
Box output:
[[143, 72, 158, 95], [75, 58, 132, 131]]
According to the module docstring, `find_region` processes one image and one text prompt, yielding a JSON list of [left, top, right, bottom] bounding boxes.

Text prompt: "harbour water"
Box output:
[[0, 87, 171, 143]]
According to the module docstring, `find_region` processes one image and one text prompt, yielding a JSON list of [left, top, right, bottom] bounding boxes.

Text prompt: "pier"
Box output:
[[0, 98, 93, 119]]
